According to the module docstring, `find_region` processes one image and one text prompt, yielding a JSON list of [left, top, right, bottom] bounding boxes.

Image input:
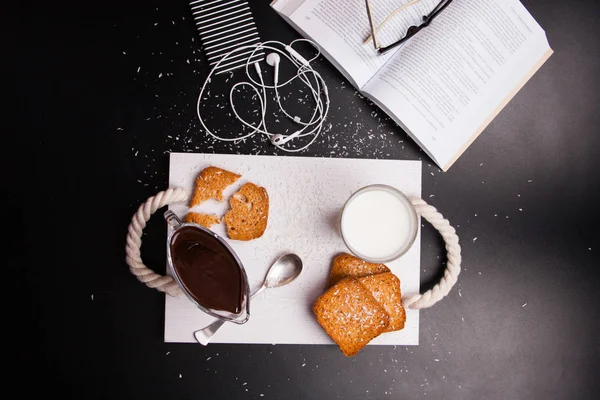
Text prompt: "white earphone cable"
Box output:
[[196, 40, 330, 152]]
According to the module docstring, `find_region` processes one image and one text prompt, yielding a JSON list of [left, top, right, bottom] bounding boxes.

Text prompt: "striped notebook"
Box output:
[[189, 0, 264, 74]]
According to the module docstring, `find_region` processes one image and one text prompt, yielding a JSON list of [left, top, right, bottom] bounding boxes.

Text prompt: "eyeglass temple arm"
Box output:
[[364, 0, 378, 49], [365, 0, 454, 46], [423, 0, 453, 25], [377, 0, 453, 54], [364, 0, 424, 45], [377, 31, 413, 54]]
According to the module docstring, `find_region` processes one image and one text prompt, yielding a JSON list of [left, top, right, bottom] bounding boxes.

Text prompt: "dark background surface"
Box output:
[[4, 0, 600, 399]]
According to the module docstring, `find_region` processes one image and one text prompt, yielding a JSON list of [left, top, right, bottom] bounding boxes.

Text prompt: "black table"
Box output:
[[6, 1, 599, 398]]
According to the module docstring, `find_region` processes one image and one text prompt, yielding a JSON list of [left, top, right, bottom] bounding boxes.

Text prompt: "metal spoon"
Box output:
[[194, 253, 303, 345]]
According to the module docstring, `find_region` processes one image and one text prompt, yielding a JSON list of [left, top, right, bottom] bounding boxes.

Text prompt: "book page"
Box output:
[[273, 0, 440, 89], [362, 0, 552, 170]]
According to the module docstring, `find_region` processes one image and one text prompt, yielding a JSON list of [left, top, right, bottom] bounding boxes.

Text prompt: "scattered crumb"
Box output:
[[522, 303, 527, 308], [472, 237, 477, 243], [91, 294, 94, 300], [179, 374, 182, 379]]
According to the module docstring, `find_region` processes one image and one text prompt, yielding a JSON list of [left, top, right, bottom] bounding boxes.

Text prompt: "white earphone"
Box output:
[[265, 53, 280, 86], [196, 39, 330, 152]]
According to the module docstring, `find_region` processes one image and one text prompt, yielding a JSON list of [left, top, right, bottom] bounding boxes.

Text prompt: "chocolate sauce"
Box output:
[[170, 226, 244, 314]]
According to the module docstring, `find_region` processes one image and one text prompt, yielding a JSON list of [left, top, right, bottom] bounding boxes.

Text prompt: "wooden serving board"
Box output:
[[165, 152, 422, 345]]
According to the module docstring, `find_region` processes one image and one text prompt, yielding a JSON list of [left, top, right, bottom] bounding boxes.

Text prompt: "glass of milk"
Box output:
[[340, 185, 418, 263]]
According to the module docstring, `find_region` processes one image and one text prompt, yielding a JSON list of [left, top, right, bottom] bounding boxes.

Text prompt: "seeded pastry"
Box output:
[[184, 212, 220, 229], [358, 272, 406, 332], [223, 182, 269, 241], [189, 166, 241, 207], [313, 278, 390, 357], [327, 253, 391, 288]]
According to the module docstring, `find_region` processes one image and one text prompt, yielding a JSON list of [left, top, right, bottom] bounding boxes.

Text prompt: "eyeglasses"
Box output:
[[365, 0, 454, 54]]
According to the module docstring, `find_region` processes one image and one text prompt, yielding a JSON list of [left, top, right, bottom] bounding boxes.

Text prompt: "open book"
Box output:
[[271, 0, 553, 171]]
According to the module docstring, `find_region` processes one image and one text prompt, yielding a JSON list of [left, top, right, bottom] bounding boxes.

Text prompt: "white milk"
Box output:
[[341, 186, 417, 262]]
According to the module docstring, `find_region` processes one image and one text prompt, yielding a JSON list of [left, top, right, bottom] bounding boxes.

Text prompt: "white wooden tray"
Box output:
[[165, 152, 422, 345]]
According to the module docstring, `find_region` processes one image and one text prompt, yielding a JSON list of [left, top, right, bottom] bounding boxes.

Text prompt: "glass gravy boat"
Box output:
[[164, 210, 250, 324]]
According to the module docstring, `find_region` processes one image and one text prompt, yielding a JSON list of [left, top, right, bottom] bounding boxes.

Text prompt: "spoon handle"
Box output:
[[194, 285, 267, 346], [194, 319, 226, 345], [250, 284, 266, 300]]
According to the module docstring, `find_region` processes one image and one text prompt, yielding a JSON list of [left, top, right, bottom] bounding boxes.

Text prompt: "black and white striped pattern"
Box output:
[[189, 0, 264, 74]]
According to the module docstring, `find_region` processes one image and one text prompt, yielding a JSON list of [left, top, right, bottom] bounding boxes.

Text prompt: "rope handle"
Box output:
[[125, 187, 188, 297], [124, 189, 461, 310], [403, 197, 462, 310]]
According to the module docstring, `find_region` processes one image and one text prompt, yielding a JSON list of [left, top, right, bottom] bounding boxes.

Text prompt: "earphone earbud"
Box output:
[[271, 134, 284, 145], [271, 131, 302, 146], [266, 53, 281, 86], [266, 52, 280, 67]]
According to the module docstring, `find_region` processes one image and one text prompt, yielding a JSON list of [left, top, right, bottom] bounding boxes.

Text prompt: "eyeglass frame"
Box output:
[[365, 0, 454, 54]]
